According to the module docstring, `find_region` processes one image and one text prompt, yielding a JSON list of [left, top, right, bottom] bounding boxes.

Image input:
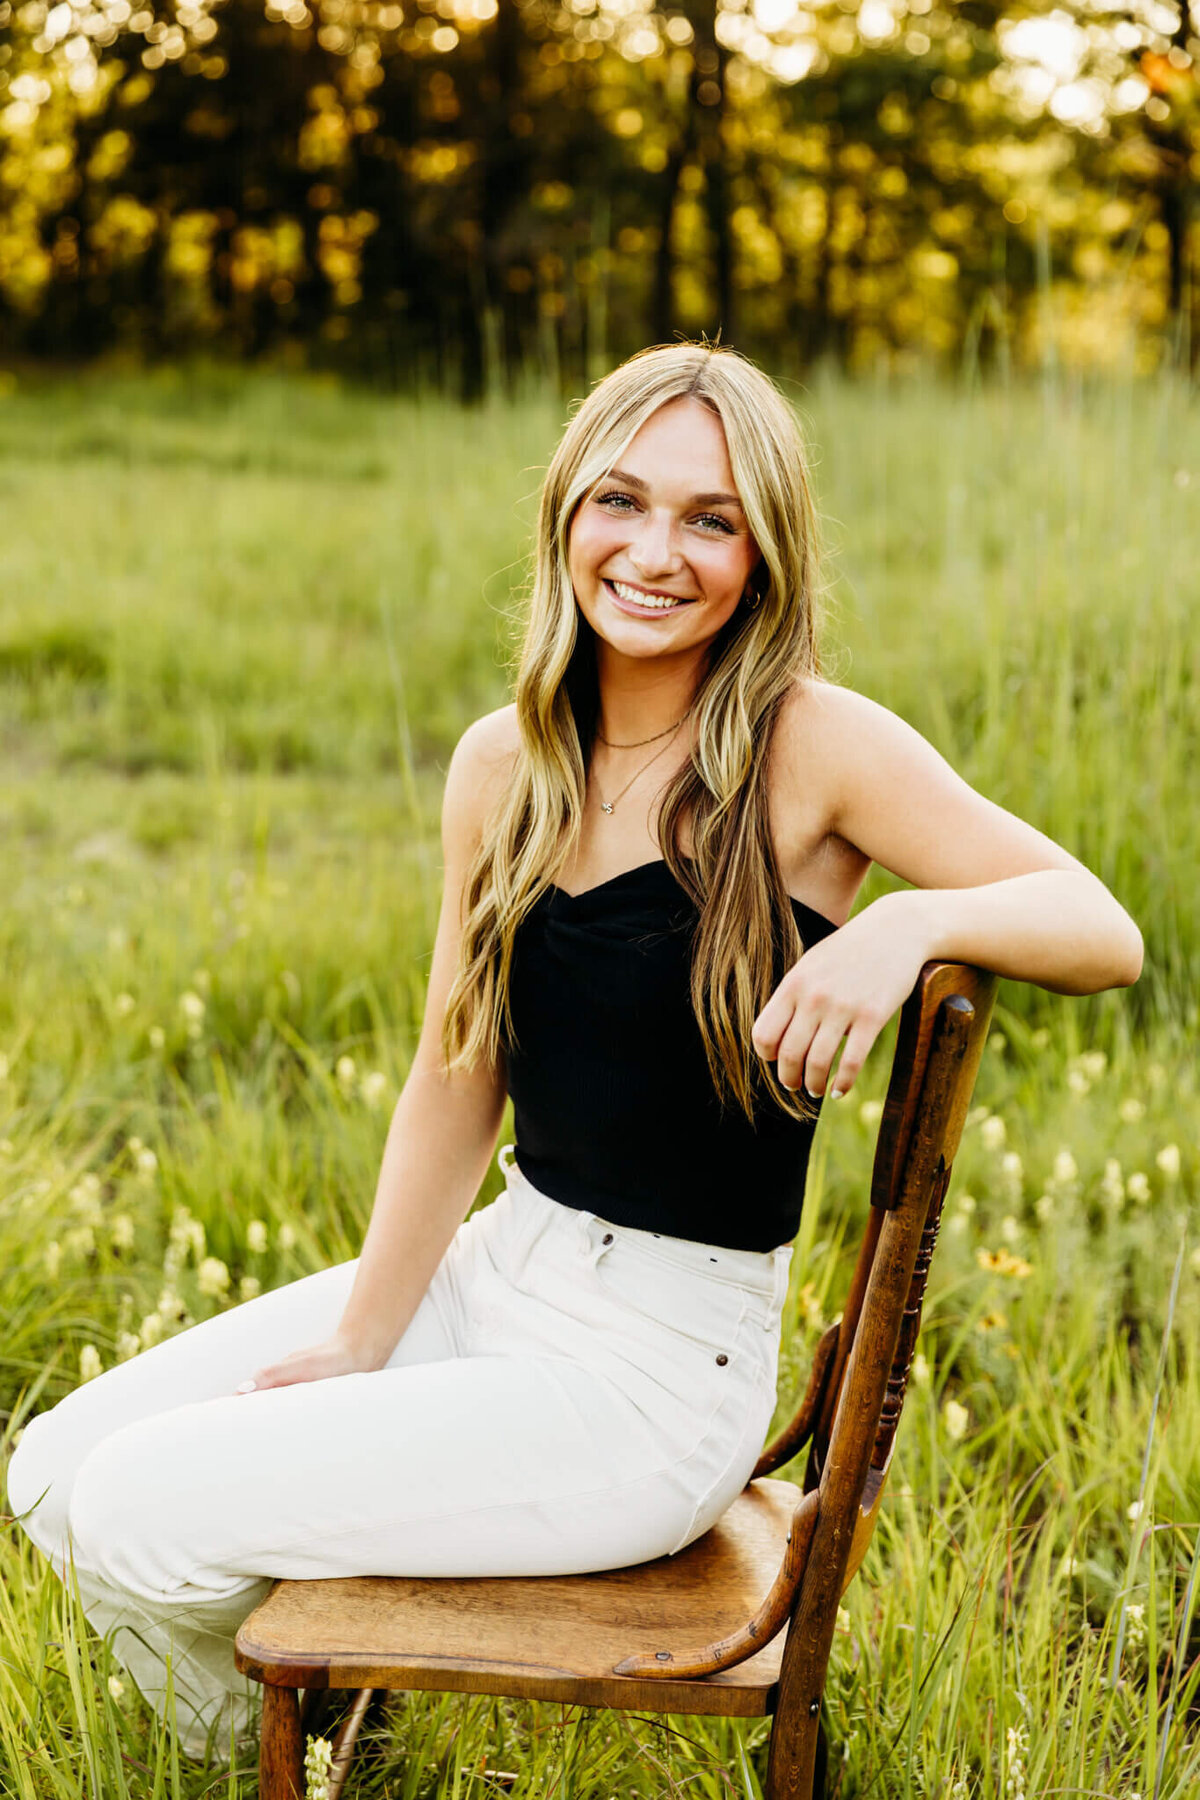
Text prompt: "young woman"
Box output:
[[8, 343, 1142, 1761]]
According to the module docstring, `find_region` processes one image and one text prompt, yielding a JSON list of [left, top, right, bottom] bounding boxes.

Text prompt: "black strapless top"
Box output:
[[503, 858, 839, 1252]]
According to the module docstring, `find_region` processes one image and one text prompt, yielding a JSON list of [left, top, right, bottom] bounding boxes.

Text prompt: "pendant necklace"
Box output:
[[593, 713, 689, 815]]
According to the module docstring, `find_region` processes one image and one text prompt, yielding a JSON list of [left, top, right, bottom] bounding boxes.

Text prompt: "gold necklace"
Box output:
[[596, 710, 689, 750], [593, 721, 686, 815]]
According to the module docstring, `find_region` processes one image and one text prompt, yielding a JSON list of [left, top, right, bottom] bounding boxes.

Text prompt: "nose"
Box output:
[[628, 509, 684, 580]]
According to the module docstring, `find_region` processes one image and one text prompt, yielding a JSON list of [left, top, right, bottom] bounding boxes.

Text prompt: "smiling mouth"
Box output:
[[605, 578, 697, 612]]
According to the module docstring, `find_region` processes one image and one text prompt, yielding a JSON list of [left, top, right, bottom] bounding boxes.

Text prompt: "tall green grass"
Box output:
[[1, 366, 1197, 1797]]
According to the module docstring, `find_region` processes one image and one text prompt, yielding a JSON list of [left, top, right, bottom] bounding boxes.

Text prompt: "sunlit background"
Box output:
[[1, 0, 1197, 382]]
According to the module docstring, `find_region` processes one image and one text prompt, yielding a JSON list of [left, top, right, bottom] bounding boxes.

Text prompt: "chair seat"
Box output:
[[234, 1477, 801, 1717]]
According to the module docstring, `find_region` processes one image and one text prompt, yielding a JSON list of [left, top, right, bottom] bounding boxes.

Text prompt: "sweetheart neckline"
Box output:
[[549, 857, 839, 934]]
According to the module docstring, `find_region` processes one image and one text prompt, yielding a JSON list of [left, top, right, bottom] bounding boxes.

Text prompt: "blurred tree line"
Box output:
[[0, 0, 1196, 388]]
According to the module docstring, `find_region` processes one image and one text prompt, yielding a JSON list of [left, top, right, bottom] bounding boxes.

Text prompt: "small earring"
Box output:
[[743, 584, 763, 610]]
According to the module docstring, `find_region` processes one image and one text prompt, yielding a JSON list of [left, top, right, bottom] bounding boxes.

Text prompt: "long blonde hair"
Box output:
[[442, 341, 824, 1123]]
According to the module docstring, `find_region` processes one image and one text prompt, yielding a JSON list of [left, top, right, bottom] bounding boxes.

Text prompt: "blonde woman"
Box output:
[[8, 343, 1142, 1761]]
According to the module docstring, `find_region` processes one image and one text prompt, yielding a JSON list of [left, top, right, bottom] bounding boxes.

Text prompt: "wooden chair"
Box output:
[[234, 960, 996, 1799]]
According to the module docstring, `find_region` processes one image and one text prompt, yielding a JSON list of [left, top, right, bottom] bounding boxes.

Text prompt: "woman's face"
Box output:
[[567, 397, 762, 665]]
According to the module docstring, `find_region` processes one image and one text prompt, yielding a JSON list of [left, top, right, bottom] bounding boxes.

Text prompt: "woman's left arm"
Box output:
[[752, 685, 1144, 1100]]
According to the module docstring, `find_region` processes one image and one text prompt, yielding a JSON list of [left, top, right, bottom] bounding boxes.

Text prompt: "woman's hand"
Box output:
[[751, 891, 935, 1099], [233, 1329, 380, 1396]]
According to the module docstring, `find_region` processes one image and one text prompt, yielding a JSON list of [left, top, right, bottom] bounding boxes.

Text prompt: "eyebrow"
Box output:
[[606, 468, 745, 511]]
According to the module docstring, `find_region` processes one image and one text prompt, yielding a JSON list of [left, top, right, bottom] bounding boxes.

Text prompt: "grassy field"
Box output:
[[0, 364, 1197, 1798]]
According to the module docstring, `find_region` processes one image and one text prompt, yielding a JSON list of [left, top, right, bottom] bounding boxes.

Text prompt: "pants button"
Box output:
[[602, 1232, 613, 1244], [715, 1353, 729, 1366]]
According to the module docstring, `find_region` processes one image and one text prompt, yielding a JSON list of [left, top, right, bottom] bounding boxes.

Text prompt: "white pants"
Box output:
[[8, 1144, 792, 1758]]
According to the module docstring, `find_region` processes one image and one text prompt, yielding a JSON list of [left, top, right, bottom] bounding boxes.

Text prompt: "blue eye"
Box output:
[[596, 491, 734, 534]]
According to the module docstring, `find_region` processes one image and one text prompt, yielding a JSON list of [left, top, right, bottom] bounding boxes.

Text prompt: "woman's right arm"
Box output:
[[237, 708, 517, 1392]]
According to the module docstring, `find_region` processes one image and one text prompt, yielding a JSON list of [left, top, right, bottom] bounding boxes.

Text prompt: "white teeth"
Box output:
[[611, 580, 687, 610]]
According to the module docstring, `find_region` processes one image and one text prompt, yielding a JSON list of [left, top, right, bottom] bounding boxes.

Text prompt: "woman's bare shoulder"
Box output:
[[441, 704, 521, 859], [772, 676, 878, 791]]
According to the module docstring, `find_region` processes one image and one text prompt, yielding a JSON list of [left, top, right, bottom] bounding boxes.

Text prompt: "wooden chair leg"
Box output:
[[813, 1715, 828, 1800], [260, 1683, 304, 1800], [765, 1693, 824, 1800]]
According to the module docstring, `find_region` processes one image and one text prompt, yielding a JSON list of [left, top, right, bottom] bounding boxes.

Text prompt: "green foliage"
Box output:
[[0, 0, 1196, 379], [0, 370, 1197, 1796]]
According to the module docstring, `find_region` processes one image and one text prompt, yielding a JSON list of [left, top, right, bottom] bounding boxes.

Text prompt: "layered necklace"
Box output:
[[592, 709, 691, 815]]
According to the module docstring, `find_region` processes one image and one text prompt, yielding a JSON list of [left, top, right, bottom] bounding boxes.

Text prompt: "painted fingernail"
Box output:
[[235, 1380, 256, 1395]]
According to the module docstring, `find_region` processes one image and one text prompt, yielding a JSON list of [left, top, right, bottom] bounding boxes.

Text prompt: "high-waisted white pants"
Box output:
[[8, 1144, 792, 1759]]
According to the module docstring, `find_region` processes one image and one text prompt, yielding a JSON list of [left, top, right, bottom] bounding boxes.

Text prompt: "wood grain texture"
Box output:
[[870, 963, 996, 1212], [234, 1479, 801, 1717], [612, 1489, 820, 1679], [767, 972, 996, 1799], [259, 1684, 303, 1800]]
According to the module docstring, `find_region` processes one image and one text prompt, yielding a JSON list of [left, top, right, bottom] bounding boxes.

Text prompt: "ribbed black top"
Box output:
[[503, 858, 839, 1252]]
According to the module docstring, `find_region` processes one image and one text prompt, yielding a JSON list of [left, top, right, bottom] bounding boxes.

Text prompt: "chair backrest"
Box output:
[[611, 961, 996, 1700], [771, 961, 996, 1743]]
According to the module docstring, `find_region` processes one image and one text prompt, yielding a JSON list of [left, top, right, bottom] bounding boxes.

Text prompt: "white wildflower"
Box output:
[[859, 1098, 883, 1129], [239, 1275, 261, 1301], [69, 1174, 103, 1224], [1035, 1193, 1054, 1221], [1080, 1050, 1107, 1079], [107, 1673, 125, 1700], [1118, 1096, 1145, 1124], [1100, 1158, 1124, 1209], [305, 1733, 333, 1800], [191, 968, 211, 995], [957, 1192, 977, 1215], [116, 1331, 141, 1361], [1127, 1498, 1145, 1524], [1127, 1171, 1151, 1205], [1058, 1552, 1080, 1578], [942, 1399, 969, 1442], [335, 1055, 357, 1089], [110, 1212, 135, 1251], [911, 1352, 931, 1387], [1005, 1721, 1028, 1800], [835, 1606, 851, 1635], [1000, 1214, 1021, 1245], [1124, 1601, 1146, 1652], [980, 1115, 1007, 1151], [139, 1312, 164, 1348], [45, 1240, 62, 1278], [148, 1026, 165, 1049], [197, 1256, 231, 1298], [1052, 1148, 1078, 1186], [246, 1219, 269, 1254], [179, 990, 206, 1022], [360, 1070, 389, 1108], [79, 1344, 102, 1383], [113, 993, 136, 1017], [277, 1223, 297, 1250], [1191, 1246, 1200, 1277], [1155, 1144, 1181, 1181], [64, 1225, 96, 1260], [0, 1053, 9, 1082], [1067, 1067, 1091, 1097], [989, 1032, 1007, 1055], [135, 1145, 158, 1175], [157, 1287, 187, 1320], [1000, 1151, 1024, 1196]]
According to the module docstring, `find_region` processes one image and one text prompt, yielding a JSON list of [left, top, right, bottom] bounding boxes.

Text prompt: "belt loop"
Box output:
[[498, 1143, 516, 1178]]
